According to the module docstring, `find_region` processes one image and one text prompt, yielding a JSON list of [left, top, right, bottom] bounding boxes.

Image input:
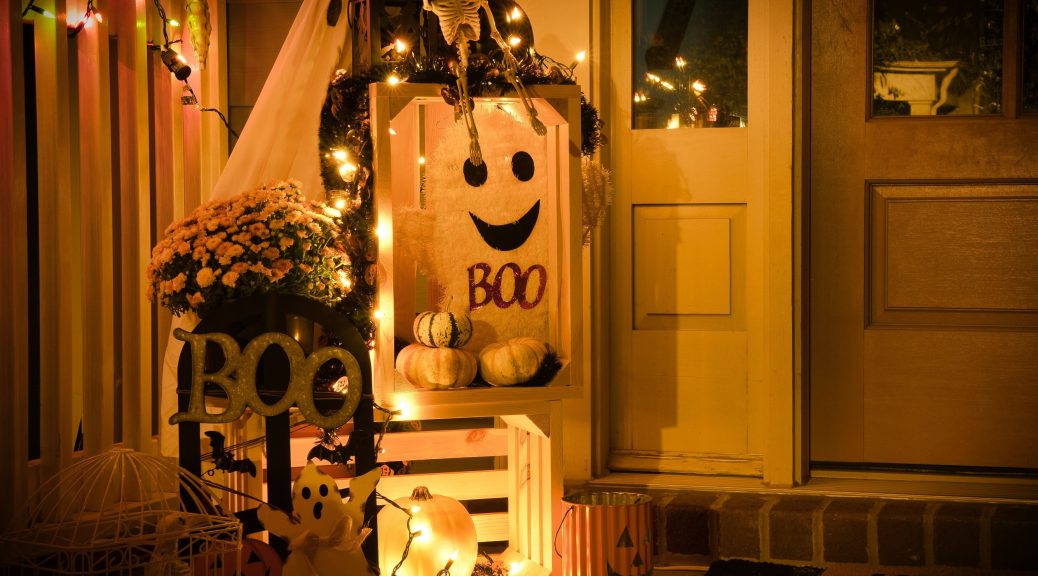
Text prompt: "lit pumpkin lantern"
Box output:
[[377, 486, 477, 576]]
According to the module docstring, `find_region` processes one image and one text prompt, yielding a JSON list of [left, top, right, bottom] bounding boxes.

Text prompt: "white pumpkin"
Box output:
[[396, 343, 478, 390], [478, 337, 550, 386], [413, 309, 473, 348], [377, 487, 478, 576]]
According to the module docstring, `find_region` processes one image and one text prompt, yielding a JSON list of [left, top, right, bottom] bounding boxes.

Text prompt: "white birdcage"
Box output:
[[1, 448, 242, 575]]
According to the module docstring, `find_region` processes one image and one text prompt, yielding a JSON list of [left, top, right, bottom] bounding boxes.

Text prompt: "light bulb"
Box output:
[[387, 73, 401, 85], [418, 156, 425, 165], [168, 18, 180, 27], [332, 149, 348, 161], [508, 35, 522, 47], [394, 38, 408, 53], [575, 50, 586, 63]]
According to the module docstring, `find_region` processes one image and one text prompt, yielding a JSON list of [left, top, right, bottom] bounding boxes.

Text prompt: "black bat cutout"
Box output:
[[205, 431, 258, 477], [307, 437, 357, 467]]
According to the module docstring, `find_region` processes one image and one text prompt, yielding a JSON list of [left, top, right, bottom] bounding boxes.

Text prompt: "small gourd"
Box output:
[[478, 337, 550, 386], [396, 343, 477, 390], [377, 486, 478, 576], [413, 308, 473, 348]]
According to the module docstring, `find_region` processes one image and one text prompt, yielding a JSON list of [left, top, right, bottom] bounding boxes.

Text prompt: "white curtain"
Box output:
[[160, 0, 352, 455]]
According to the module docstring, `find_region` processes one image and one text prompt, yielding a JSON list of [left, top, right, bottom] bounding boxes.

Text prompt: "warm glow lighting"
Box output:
[[509, 6, 522, 20], [94, 11, 102, 22], [575, 50, 586, 63], [333, 197, 347, 210], [386, 73, 401, 85], [374, 309, 384, 319], [177, 53, 188, 64], [692, 79, 707, 93], [418, 156, 425, 165], [660, 80, 675, 90], [394, 38, 408, 53], [375, 223, 388, 238], [510, 561, 524, 573], [332, 149, 348, 161], [389, 127, 397, 135], [168, 18, 180, 27], [338, 162, 358, 181], [507, 35, 522, 47], [332, 376, 350, 394], [413, 525, 431, 541], [410, 505, 421, 514], [675, 56, 686, 69], [666, 115, 681, 129], [395, 400, 413, 419]]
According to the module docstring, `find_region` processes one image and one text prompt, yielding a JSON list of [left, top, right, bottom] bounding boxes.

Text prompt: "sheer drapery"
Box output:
[[161, 0, 351, 455]]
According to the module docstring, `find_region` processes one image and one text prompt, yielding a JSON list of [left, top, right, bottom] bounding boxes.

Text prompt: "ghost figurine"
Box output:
[[258, 464, 381, 576], [399, 106, 551, 352]]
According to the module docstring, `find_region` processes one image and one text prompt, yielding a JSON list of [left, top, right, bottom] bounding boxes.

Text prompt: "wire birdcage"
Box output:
[[0, 448, 242, 575]]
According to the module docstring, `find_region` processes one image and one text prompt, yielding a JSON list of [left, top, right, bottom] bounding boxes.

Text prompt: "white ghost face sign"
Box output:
[[417, 106, 551, 351]]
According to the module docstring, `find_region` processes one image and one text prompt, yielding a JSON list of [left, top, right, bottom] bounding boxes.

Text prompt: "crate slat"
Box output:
[[286, 428, 508, 467]]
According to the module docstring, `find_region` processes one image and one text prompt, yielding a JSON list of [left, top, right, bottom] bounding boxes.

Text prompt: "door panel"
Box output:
[[811, 0, 1038, 469]]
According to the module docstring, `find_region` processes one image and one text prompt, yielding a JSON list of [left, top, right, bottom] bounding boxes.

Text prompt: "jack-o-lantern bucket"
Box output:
[[557, 491, 653, 576]]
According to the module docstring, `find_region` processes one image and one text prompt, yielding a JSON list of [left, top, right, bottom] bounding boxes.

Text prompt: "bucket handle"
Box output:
[[552, 505, 575, 558]]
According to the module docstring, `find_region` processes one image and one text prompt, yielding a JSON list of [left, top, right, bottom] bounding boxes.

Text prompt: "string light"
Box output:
[[394, 38, 408, 54], [167, 18, 179, 26], [21, 0, 55, 18], [68, 0, 103, 37], [387, 73, 402, 85], [160, 48, 192, 80], [151, 0, 238, 138], [674, 56, 687, 69], [692, 79, 707, 93], [436, 550, 459, 576], [570, 50, 586, 69], [507, 35, 522, 47], [506, 6, 522, 22]]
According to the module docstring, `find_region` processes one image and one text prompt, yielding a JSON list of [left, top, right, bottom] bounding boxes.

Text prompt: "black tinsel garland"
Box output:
[[318, 55, 605, 345]]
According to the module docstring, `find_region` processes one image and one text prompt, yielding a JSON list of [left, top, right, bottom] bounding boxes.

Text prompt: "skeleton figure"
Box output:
[[423, 0, 547, 165]]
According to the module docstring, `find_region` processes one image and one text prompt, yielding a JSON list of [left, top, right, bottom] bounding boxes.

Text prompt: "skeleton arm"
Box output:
[[479, 0, 546, 135]]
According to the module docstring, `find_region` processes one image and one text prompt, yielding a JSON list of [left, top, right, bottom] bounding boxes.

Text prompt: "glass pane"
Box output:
[[1024, 0, 1038, 113], [872, 0, 1003, 117], [632, 0, 748, 129]]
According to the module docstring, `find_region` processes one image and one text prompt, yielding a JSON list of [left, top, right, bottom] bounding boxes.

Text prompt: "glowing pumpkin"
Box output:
[[396, 343, 477, 390], [478, 337, 550, 386], [413, 309, 473, 348], [377, 486, 477, 576]]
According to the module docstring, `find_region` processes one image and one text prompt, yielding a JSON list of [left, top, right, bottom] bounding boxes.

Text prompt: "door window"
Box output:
[[872, 0, 1004, 117], [632, 0, 747, 129]]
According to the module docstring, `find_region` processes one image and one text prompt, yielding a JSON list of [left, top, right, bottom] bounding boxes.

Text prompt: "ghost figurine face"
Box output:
[[420, 106, 551, 350], [292, 462, 347, 537]]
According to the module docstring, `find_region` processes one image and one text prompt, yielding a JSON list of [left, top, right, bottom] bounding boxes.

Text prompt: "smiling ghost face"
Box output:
[[292, 462, 348, 537], [421, 106, 551, 351]]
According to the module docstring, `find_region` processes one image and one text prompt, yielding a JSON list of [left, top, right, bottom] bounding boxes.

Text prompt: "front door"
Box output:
[[810, 0, 1038, 470], [608, 0, 792, 477]]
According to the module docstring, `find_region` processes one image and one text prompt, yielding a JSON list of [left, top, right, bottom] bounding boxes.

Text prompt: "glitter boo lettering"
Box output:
[[468, 262, 547, 311]]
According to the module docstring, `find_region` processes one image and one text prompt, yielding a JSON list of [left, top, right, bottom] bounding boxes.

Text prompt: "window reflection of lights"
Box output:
[[675, 56, 686, 69], [692, 79, 707, 93], [646, 73, 661, 83], [633, 92, 649, 103], [666, 115, 681, 129], [660, 81, 675, 90]]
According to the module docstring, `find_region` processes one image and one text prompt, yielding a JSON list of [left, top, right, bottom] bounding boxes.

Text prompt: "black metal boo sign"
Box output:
[[169, 328, 362, 430]]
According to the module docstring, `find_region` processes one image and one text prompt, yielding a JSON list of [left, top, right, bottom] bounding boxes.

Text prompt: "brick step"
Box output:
[[643, 490, 1038, 572]]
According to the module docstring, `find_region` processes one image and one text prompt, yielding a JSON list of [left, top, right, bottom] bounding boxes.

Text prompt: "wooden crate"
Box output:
[[367, 83, 585, 575]]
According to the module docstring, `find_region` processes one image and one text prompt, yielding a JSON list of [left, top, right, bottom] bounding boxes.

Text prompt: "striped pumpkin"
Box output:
[[396, 343, 478, 390], [478, 337, 550, 386], [413, 309, 473, 348]]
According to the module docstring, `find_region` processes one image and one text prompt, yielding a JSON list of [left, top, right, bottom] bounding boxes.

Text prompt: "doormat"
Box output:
[[705, 559, 824, 576]]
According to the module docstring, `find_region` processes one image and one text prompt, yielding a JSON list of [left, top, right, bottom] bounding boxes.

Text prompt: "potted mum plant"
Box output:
[[147, 180, 352, 317]]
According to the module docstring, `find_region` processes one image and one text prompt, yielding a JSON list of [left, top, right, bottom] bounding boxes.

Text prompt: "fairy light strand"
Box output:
[[151, 0, 239, 139]]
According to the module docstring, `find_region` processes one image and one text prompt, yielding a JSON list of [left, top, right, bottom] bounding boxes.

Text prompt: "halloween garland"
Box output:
[[317, 55, 604, 345]]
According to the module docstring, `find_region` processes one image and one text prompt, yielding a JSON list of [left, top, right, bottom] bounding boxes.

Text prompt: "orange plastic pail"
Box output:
[[556, 491, 653, 576]]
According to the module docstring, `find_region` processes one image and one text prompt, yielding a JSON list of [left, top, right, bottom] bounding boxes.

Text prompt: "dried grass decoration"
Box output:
[[0, 448, 242, 575]]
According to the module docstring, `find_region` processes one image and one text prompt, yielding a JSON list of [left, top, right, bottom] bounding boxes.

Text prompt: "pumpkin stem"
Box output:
[[445, 295, 454, 313], [411, 486, 433, 501]]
